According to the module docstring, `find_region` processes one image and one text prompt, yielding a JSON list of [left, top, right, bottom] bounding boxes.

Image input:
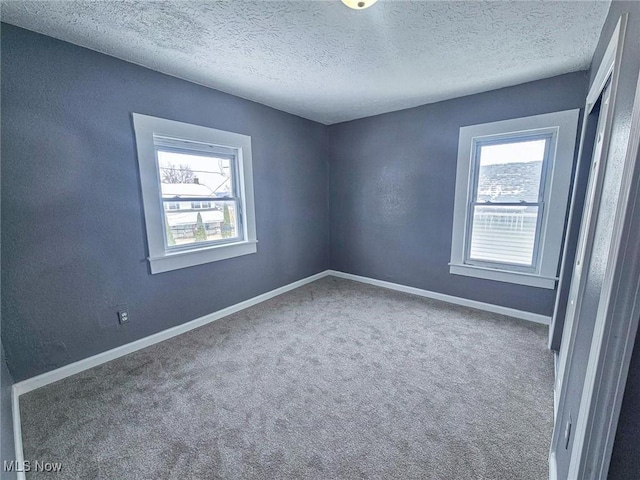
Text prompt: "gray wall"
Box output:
[[327, 72, 587, 316], [609, 318, 640, 479], [591, 3, 640, 479], [1, 343, 16, 480], [1, 24, 330, 381], [0, 33, 14, 476]]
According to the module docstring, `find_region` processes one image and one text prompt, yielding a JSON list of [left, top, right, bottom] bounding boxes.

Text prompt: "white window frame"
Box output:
[[449, 110, 579, 289], [132, 113, 257, 274]]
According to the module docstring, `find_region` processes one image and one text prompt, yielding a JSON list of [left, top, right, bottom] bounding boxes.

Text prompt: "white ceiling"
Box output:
[[1, 1, 611, 125]]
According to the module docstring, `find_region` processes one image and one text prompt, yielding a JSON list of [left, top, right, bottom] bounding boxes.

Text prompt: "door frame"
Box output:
[[549, 12, 640, 479], [568, 45, 640, 480], [549, 13, 624, 479], [548, 18, 620, 354], [551, 13, 625, 432]]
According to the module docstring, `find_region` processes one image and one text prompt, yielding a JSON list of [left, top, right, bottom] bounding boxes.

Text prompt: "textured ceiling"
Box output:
[[1, 1, 611, 124]]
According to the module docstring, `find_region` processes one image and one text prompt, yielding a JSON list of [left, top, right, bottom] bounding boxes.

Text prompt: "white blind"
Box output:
[[469, 206, 537, 266]]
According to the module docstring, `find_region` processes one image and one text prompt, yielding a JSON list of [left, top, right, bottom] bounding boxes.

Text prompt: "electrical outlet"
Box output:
[[117, 305, 130, 324]]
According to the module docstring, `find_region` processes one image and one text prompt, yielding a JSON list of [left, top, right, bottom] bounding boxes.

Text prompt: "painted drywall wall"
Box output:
[[1, 343, 16, 480], [0, 24, 330, 381], [327, 72, 587, 316], [593, 3, 640, 479], [609, 316, 640, 479]]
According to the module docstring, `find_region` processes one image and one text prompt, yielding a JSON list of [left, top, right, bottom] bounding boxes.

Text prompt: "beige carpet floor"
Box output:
[[20, 276, 554, 479]]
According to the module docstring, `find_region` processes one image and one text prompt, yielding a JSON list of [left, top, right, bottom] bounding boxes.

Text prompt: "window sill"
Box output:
[[449, 263, 557, 289], [149, 240, 258, 274]]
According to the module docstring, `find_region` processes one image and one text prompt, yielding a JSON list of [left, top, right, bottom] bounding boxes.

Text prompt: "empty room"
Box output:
[[1, 1, 640, 479]]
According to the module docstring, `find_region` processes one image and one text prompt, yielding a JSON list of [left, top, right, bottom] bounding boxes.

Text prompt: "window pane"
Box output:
[[157, 150, 233, 199], [469, 205, 539, 266], [164, 201, 238, 247], [476, 139, 546, 203]]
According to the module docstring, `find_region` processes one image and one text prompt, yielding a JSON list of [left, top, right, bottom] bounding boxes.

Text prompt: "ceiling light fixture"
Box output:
[[341, 0, 378, 10]]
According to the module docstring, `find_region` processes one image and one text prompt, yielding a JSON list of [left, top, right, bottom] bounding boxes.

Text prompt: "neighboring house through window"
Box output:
[[190, 201, 212, 209], [450, 110, 579, 289], [132, 113, 257, 274]]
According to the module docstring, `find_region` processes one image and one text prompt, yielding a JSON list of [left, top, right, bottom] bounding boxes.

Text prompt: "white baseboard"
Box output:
[[11, 386, 25, 480], [12, 270, 330, 397], [11, 269, 330, 480], [554, 351, 560, 421], [10, 267, 549, 477], [327, 270, 552, 325], [549, 451, 558, 480], [12, 269, 549, 397]]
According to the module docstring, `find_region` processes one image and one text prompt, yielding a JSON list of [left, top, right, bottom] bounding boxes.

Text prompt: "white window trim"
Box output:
[[449, 110, 580, 289], [132, 113, 257, 274]]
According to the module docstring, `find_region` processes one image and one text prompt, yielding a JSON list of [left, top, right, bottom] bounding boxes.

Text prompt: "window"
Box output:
[[450, 110, 579, 289], [132, 114, 257, 274], [190, 201, 212, 209]]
